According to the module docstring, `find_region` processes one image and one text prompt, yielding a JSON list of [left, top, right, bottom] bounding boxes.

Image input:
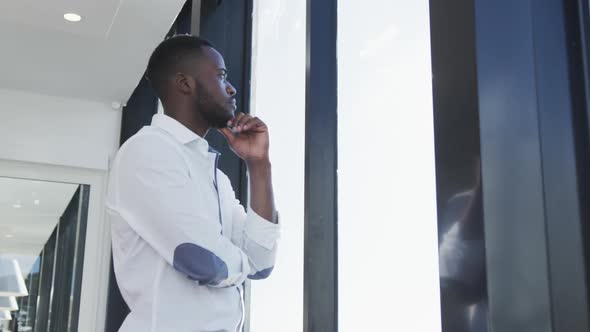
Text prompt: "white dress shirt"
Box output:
[[106, 113, 280, 332]]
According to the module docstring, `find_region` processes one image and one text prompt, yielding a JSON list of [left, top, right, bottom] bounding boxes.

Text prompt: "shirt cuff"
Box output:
[[245, 207, 281, 250]]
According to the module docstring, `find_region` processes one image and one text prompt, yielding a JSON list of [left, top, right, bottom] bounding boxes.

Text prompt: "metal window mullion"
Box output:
[[304, 0, 338, 331]]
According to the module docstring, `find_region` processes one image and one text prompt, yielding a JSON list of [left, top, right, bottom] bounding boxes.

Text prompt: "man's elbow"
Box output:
[[173, 243, 229, 284], [248, 266, 274, 280]]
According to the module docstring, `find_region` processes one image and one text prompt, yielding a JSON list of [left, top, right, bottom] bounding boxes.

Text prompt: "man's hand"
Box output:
[[218, 112, 269, 163], [219, 112, 276, 223]]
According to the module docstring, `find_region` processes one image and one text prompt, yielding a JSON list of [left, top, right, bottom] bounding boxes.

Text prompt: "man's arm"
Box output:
[[110, 134, 252, 288], [219, 113, 280, 280], [220, 112, 277, 223], [247, 159, 277, 223]]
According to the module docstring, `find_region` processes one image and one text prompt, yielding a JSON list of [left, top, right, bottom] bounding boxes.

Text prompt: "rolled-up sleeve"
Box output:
[[108, 134, 251, 288], [219, 174, 280, 280]]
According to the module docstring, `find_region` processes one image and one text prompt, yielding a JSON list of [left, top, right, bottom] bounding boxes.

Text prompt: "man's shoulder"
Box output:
[[113, 126, 185, 167], [120, 126, 179, 152]]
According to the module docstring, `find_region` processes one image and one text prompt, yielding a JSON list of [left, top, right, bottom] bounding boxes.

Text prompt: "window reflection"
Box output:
[[0, 182, 89, 332], [438, 158, 487, 332]]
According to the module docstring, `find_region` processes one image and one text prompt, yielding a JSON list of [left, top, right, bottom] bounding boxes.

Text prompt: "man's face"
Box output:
[[193, 47, 237, 128]]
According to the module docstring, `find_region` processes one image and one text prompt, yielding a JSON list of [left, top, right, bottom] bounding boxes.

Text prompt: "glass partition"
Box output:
[[0, 178, 88, 332], [247, 1, 306, 331], [337, 0, 442, 330]]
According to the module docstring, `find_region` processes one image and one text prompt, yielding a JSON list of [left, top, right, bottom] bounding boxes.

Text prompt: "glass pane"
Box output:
[[338, 0, 441, 331], [0, 178, 88, 332], [17, 255, 41, 331], [247, 1, 306, 331]]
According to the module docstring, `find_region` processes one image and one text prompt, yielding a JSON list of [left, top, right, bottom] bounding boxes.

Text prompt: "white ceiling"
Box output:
[[0, 0, 186, 104], [0, 177, 78, 275]]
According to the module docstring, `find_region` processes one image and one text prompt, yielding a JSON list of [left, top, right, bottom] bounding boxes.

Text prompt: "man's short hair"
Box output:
[[146, 35, 214, 101]]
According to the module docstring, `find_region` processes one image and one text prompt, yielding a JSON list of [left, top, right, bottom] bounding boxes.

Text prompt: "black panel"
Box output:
[[15, 256, 41, 331], [118, 79, 158, 144], [471, 0, 590, 330], [49, 188, 80, 332], [69, 185, 90, 332], [475, 1, 553, 330], [35, 229, 57, 332], [431, 0, 590, 330], [570, 0, 590, 321], [429, 0, 487, 331], [304, 0, 338, 331], [532, 0, 590, 330], [199, 0, 252, 204]]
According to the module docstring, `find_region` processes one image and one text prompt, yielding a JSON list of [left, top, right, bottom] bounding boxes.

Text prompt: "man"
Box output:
[[106, 35, 280, 332]]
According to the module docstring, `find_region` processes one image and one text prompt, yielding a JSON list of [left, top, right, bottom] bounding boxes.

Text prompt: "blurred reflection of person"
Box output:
[[439, 159, 488, 332]]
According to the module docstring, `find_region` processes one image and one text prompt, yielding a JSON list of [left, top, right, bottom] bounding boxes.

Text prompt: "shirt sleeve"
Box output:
[[110, 134, 251, 288], [217, 172, 281, 280]]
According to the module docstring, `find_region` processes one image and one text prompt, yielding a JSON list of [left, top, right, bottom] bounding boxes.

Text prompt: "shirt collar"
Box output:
[[151, 113, 215, 156]]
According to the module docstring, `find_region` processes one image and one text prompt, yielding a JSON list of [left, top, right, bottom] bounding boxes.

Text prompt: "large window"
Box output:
[[337, 0, 441, 330], [247, 1, 306, 331]]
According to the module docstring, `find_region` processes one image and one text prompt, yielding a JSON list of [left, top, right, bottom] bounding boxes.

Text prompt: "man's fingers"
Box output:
[[232, 113, 249, 130], [228, 113, 242, 128], [218, 128, 235, 143], [243, 118, 267, 132], [241, 117, 258, 131], [229, 113, 268, 133]]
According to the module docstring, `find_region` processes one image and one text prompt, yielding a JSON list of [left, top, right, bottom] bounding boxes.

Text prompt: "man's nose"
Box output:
[[227, 82, 237, 96]]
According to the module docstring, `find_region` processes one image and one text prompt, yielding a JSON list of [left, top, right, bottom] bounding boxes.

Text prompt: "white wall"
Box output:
[[0, 88, 121, 170], [0, 88, 120, 331]]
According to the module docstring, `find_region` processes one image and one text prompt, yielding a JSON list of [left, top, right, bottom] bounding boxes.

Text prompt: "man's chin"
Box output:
[[203, 106, 235, 129], [212, 115, 234, 129]]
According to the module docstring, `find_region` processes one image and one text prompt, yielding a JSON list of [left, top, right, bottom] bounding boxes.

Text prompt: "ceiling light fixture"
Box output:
[[0, 310, 10, 321], [64, 13, 82, 22], [3, 235, 12, 239], [34, 200, 40, 206], [11, 203, 21, 209], [0, 297, 18, 311], [0, 259, 28, 297]]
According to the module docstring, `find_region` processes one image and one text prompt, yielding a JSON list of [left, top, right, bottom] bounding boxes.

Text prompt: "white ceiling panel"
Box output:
[[0, 0, 186, 103]]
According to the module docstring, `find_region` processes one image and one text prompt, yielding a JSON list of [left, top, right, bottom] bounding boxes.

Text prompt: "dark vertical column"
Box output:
[[35, 230, 57, 332], [474, 0, 590, 330], [429, 1, 487, 331], [48, 187, 80, 332], [69, 184, 90, 332], [475, 1, 553, 331], [199, 0, 253, 204], [570, 0, 590, 321], [576, 0, 590, 139], [532, 0, 590, 330], [304, 0, 338, 331]]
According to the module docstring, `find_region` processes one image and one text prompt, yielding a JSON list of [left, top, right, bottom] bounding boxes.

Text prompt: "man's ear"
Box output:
[[175, 72, 195, 95]]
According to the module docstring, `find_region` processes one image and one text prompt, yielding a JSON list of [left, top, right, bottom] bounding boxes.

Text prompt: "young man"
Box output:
[[106, 35, 280, 332]]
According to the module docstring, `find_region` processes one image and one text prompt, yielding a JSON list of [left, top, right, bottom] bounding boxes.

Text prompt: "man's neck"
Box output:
[[164, 108, 210, 138]]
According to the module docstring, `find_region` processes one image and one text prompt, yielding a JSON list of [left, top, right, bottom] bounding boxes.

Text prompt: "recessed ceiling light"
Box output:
[[64, 13, 82, 22], [12, 203, 21, 209], [34, 200, 40, 206], [4, 234, 13, 238]]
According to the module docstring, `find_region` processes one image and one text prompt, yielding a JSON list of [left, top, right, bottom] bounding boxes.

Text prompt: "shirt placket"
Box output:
[[208, 147, 224, 234]]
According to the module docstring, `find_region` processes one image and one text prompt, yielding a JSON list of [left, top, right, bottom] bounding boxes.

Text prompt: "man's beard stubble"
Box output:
[[196, 89, 234, 129]]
